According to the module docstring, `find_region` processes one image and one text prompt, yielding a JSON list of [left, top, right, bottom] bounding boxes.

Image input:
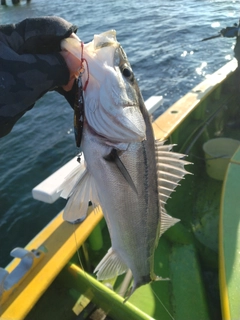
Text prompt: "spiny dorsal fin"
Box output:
[[156, 140, 192, 237], [94, 247, 128, 280]]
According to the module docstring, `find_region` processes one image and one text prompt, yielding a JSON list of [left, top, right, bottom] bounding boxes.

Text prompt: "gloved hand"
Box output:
[[0, 16, 78, 54], [0, 16, 79, 137]]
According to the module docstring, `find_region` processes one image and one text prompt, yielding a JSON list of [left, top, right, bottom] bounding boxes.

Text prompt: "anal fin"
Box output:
[[94, 247, 128, 280]]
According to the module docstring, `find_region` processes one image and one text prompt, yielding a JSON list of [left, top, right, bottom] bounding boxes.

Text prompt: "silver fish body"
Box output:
[[81, 91, 189, 294], [61, 30, 190, 295], [82, 105, 159, 291]]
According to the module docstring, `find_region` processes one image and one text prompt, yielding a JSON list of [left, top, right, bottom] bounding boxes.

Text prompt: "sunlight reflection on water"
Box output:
[[195, 61, 208, 76], [211, 22, 221, 28]]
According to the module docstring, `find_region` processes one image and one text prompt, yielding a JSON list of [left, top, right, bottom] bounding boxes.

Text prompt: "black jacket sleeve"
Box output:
[[0, 16, 78, 137]]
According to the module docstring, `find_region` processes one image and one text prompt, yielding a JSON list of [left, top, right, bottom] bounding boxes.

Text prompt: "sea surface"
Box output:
[[0, 0, 238, 266]]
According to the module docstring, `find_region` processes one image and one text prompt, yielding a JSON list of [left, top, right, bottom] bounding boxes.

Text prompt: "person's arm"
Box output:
[[0, 16, 78, 137]]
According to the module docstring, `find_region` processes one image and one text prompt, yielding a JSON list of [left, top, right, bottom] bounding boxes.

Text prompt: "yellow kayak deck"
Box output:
[[1, 208, 103, 319]]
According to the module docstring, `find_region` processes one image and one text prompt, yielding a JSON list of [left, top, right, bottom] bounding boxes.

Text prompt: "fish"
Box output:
[[60, 30, 191, 296]]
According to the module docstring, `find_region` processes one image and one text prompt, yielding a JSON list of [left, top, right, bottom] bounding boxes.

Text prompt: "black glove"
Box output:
[[0, 16, 77, 54], [0, 16, 78, 137]]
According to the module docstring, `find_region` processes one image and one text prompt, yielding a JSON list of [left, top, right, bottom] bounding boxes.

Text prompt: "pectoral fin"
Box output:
[[104, 148, 138, 194]]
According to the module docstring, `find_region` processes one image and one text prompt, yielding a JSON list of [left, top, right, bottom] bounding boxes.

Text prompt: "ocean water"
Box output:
[[0, 0, 238, 266]]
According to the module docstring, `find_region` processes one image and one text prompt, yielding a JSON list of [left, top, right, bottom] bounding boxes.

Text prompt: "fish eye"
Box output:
[[121, 65, 133, 80], [122, 67, 132, 78]]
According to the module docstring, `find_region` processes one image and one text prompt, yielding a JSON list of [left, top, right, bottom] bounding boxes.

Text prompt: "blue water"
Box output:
[[0, 0, 238, 266]]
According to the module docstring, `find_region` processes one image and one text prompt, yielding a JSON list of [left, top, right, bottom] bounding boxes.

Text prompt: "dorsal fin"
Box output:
[[156, 140, 192, 236], [159, 208, 180, 236]]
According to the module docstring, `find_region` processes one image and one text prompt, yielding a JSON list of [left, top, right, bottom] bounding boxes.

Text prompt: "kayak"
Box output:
[[0, 58, 239, 320]]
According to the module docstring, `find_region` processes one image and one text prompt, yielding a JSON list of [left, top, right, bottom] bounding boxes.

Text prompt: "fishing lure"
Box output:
[[74, 73, 85, 148], [73, 42, 89, 149]]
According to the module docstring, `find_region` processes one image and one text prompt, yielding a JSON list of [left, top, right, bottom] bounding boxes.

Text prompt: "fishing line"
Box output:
[[73, 223, 84, 270], [72, 220, 120, 314], [72, 223, 109, 309], [151, 287, 175, 320], [73, 222, 175, 319], [180, 101, 229, 155], [72, 223, 109, 315]]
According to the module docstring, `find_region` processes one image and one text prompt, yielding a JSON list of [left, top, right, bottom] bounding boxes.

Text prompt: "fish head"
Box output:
[[84, 30, 146, 143], [61, 30, 146, 143]]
